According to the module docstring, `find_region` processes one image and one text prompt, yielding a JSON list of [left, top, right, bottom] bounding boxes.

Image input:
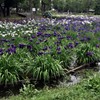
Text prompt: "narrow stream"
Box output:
[[59, 62, 100, 87]]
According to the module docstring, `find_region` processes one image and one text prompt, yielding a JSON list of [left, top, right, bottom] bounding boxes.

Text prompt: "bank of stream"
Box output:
[[0, 62, 100, 98], [58, 62, 100, 87]]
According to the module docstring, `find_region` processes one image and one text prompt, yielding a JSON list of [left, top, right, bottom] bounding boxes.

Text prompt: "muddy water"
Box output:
[[59, 63, 100, 88], [58, 75, 81, 87]]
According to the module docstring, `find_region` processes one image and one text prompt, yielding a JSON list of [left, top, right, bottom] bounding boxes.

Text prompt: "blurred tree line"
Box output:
[[0, 0, 100, 17], [53, 0, 99, 13], [0, 0, 52, 17]]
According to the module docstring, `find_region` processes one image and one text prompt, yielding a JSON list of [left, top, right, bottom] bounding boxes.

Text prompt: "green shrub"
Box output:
[[0, 49, 34, 85], [29, 55, 63, 83], [84, 74, 100, 92], [43, 11, 52, 18], [76, 43, 100, 65], [0, 54, 21, 85], [54, 46, 75, 68], [94, 0, 100, 15], [20, 83, 39, 98]]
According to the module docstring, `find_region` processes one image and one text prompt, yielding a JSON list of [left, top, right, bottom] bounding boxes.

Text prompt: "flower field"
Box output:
[[0, 16, 100, 85]]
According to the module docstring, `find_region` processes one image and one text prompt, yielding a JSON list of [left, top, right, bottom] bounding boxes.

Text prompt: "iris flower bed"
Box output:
[[0, 16, 100, 85]]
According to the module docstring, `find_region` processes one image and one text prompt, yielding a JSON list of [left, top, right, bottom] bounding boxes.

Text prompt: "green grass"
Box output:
[[1, 72, 100, 100]]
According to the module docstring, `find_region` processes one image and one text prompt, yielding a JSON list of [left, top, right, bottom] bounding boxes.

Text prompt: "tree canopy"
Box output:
[[0, 0, 100, 17]]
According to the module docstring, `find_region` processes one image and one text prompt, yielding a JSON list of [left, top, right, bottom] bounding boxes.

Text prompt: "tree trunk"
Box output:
[[29, 0, 33, 18], [49, 0, 52, 10], [0, 4, 2, 16], [0, 4, 5, 17], [41, 0, 46, 13], [39, 0, 42, 12], [35, 8, 37, 14], [3, 8, 5, 17], [16, 4, 19, 13], [6, 6, 10, 16]]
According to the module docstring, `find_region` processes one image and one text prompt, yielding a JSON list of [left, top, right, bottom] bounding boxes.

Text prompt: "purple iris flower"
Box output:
[[57, 51, 61, 54], [1, 39, 9, 42], [38, 51, 44, 55], [27, 45, 32, 51], [80, 37, 91, 42], [65, 26, 70, 30], [74, 41, 79, 47], [44, 34, 51, 37], [0, 48, 3, 55], [36, 41, 40, 44], [58, 36, 65, 40], [87, 37, 91, 41], [38, 38, 43, 42], [54, 31, 57, 36], [37, 32, 42, 36], [6, 47, 16, 54], [8, 44, 16, 48], [96, 44, 100, 48], [43, 46, 47, 51], [67, 43, 74, 48], [86, 51, 94, 56], [31, 35, 36, 38], [56, 47, 61, 51], [55, 41, 61, 46], [66, 36, 72, 40], [56, 46, 61, 54], [19, 44, 26, 48], [98, 38, 100, 41]]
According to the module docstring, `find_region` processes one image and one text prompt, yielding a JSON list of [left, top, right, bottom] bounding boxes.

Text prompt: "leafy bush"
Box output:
[[20, 83, 39, 98], [43, 11, 52, 18], [94, 0, 100, 15], [0, 16, 100, 86], [54, 46, 75, 68], [76, 43, 100, 65], [0, 54, 21, 85], [29, 55, 63, 83], [0, 49, 34, 85], [84, 74, 100, 92]]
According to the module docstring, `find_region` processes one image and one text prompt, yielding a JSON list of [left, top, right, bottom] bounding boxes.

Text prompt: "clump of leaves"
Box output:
[[84, 74, 100, 92], [43, 11, 52, 18], [0, 49, 34, 86], [54, 46, 75, 68], [0, 54, 21, 85], [20, 82, 39, 98], [76, 43, 100, 65], [30, 55, 64, 83]]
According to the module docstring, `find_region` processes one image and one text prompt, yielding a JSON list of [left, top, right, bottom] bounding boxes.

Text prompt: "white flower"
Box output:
[[97, 62, 100, 66], [1, 34, 6, 37]]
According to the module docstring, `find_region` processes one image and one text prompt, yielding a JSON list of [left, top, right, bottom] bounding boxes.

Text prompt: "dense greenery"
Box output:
[[0, 0, 100, 17], [0, 1, 100, 99], [0, 0, 24, 16], [1, 73, 100, 100], [94, 0, 100, 14], [0, 16, 100, 86], [53, 0, 96, 13]]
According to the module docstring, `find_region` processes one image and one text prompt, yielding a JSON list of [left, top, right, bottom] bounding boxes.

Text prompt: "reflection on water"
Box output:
[[59, 75, 81, 87]]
